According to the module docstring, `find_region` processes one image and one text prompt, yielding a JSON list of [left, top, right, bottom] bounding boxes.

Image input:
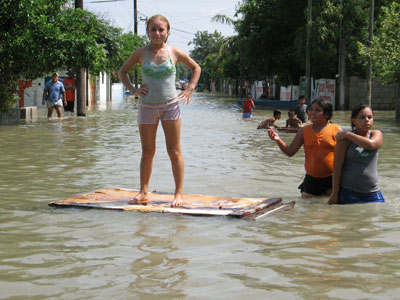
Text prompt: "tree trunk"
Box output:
[[305, 0, 312, 102], [396, 82, 400, 123], [338, 39, 346, 109], [76, 68, 86, 117], [75, 0, 86, 116]]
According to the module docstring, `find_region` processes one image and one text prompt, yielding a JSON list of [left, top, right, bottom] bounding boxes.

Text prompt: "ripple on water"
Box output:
[[1, 94, 400, 299]]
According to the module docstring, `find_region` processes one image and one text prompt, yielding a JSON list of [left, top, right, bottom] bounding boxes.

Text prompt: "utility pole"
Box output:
[[75, 0, 86, 116], [338, 40, 346, 109], [337, 0, 345, 110], [367, 0, 374, 107], [305, 0, 312, 103], [134, 0, 138, 34], [133, 0, 138, 89]]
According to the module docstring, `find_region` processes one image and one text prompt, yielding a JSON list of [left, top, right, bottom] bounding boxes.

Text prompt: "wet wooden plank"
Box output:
[[243, 201, 296, 220], [49, 188, 295, 219]]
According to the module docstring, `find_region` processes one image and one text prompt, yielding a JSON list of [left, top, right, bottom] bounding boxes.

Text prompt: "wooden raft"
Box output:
[[48, 188, 295, 220]]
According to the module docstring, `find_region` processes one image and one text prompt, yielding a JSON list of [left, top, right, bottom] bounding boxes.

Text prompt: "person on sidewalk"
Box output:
[[294, 95, 307, 123]]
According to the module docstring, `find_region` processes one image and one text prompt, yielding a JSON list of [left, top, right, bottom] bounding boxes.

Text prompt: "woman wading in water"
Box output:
[[119, 14, 201, 207], [268, 99, 342, 197]]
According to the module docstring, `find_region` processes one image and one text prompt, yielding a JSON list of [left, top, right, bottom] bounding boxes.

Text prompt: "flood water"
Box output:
[[1, 93, 399, 299]]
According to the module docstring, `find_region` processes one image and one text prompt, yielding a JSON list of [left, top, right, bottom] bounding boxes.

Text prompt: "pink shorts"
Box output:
[[137, 99, 181, 124]]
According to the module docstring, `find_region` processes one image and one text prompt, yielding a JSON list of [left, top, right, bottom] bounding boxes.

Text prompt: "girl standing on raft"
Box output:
[[268, 99, 342, 197], [328, 104, 384, 204], [119, 14, 201, 207]]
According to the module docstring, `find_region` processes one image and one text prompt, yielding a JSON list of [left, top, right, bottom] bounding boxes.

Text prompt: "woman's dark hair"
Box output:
[[310, 99, 333, 120], [273, 110, 281, 117], [351, 103, 372, 131]]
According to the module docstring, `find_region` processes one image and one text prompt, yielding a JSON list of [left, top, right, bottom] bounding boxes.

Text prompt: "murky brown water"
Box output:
[[1, 93, 399, 299]]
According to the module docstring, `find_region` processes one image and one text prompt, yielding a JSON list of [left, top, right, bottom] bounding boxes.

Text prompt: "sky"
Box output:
[[82, 0, 240, 54]]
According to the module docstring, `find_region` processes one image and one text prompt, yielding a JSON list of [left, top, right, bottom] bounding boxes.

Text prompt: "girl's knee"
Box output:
[[167, 148, 182, 160], [141, 148, 155, 160]]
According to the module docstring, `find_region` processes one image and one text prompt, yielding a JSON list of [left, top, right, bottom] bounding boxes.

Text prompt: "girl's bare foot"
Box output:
[[171, 194, 184, 207], [128, 192, 148, 205]]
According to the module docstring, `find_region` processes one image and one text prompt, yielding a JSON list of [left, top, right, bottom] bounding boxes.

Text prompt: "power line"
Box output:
[[140, 0, 173, 19], [137, 11, 194, 35], [171, 27, 195, 35], [172, 6, 237, 25]]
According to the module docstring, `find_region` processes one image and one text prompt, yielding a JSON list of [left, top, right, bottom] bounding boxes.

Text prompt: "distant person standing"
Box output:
[[42, 72, 66, 118], [294, 95, 307, 123], [63, 70, 76, 114], [242, 93, 255, 118]]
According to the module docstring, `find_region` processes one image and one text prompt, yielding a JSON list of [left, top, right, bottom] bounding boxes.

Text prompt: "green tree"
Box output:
[[0, 0, 122, 112], [176, 63, 191, 81], [236, 0, 307, 84], [369, 2, 400, 83], [367, 2, 400, 121], [189, 30, 225, 90], [108, 32, 146, 83], [231, 0, 384, 85]]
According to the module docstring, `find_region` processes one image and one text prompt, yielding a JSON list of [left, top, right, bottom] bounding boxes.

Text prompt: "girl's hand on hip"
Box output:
[[177, 88, 194, 105], [132, 87, 149, 97]]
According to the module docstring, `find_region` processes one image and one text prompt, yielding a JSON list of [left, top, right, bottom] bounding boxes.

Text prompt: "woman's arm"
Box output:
[[267, 127, 304, 157], [337, 130, 383, 150], [118, 48, 148, 97], [173, 47, 201, 104], [328, 139, 350, 205]]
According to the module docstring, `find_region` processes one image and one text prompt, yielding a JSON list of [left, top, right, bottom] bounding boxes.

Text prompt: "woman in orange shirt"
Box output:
[[267, 99, 342, 197]]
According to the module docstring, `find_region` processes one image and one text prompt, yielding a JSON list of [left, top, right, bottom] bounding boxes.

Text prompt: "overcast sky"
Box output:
[[82, 0, 240, 54]]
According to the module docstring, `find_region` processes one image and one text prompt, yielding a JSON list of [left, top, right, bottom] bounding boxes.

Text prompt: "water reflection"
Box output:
[[129, 218, 188, 298], [1, 93, 400, 299]]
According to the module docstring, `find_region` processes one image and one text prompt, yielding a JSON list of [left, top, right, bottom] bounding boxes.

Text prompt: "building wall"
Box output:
[[88, 73, 110, 106], [21, 78, 46, 108], [0, 109, 20, 125], [346, 76, 396, 110]]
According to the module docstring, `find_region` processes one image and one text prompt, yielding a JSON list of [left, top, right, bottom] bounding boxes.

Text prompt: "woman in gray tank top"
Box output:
[[328, 104, 385, 204], [118, 14, 201, 207]]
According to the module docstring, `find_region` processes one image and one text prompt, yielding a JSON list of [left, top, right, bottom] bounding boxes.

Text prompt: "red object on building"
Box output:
[[18, 80, 32, 108]]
